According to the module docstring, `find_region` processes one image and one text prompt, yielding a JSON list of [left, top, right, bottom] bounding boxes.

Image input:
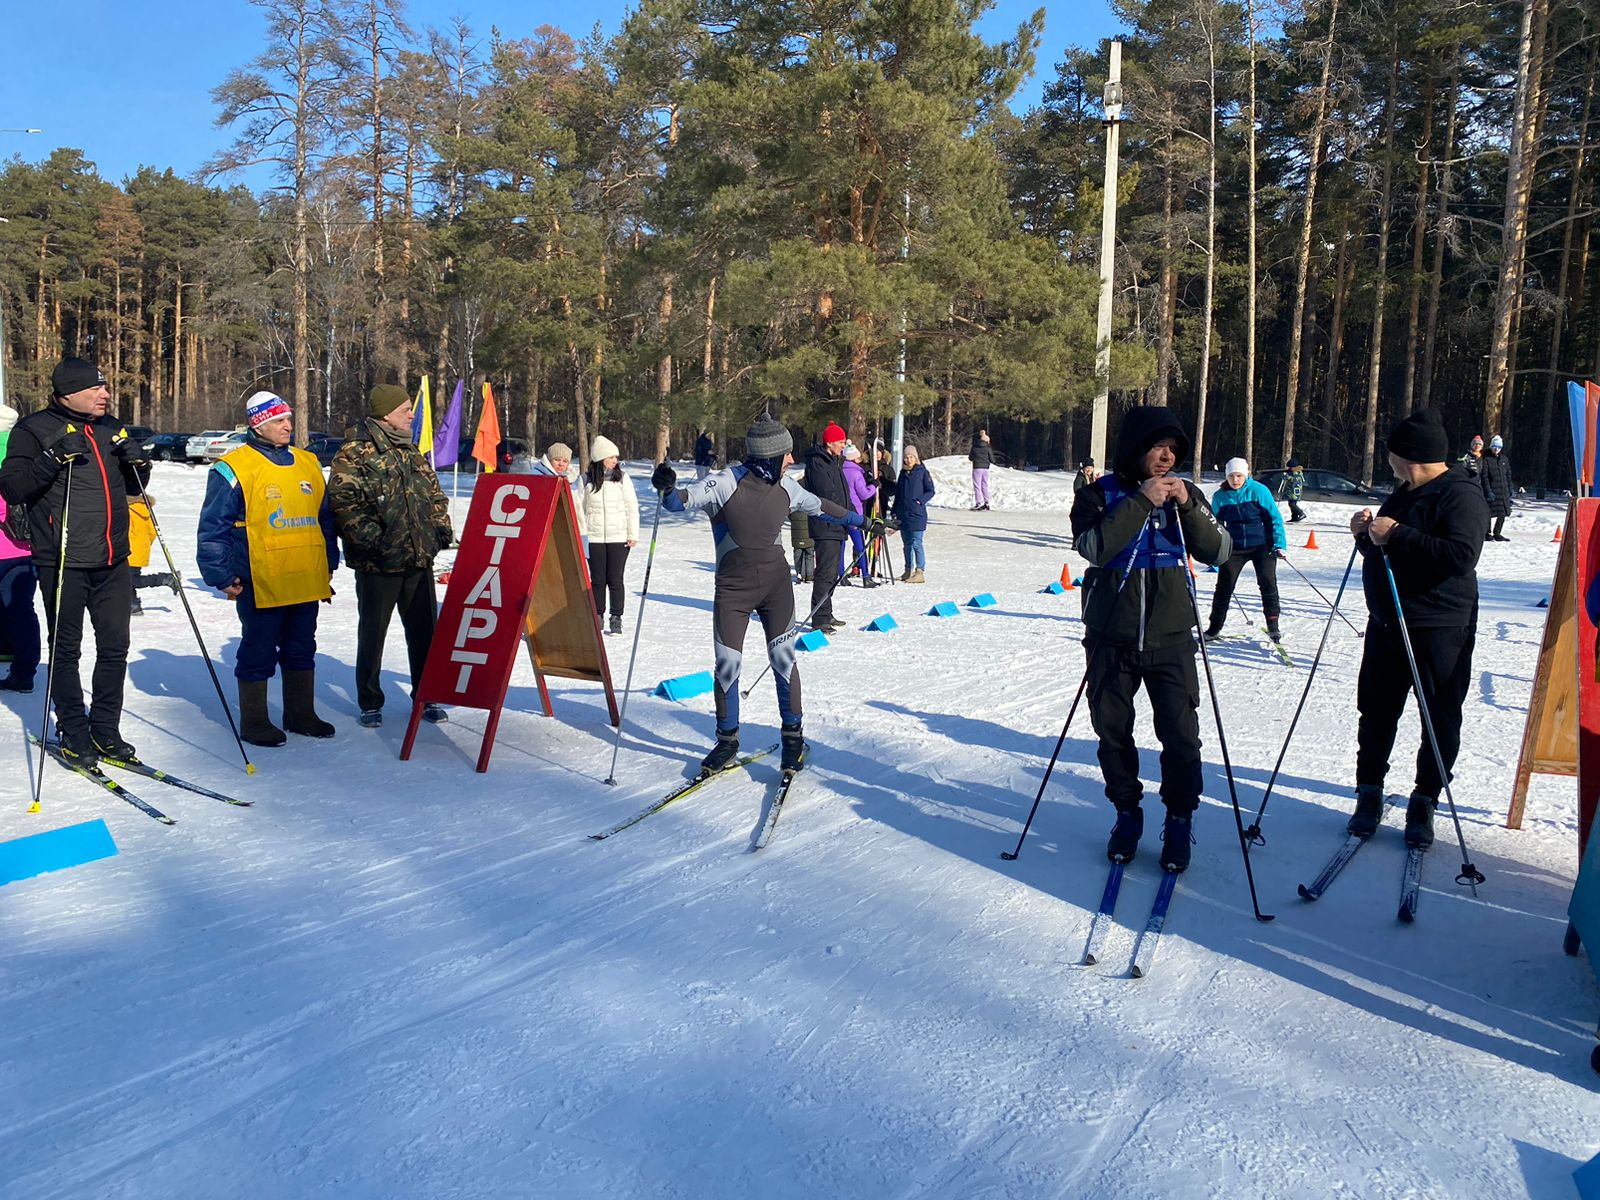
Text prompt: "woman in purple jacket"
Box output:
[[841, 442, 878, 586]]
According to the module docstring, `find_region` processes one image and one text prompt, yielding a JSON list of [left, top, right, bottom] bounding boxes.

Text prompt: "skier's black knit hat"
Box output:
[[52, 356, 105, 397], [1386, 406, 1449, 463], [745, 413, 792, 458]]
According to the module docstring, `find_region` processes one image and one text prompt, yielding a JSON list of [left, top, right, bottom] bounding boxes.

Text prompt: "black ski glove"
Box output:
[[651, 463, 677, 495], [112, 429, 152, 465], [47, 428, 91, 467]]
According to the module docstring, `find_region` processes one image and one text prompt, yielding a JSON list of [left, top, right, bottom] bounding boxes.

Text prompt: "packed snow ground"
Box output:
[[1, 460, 1597, 1200]]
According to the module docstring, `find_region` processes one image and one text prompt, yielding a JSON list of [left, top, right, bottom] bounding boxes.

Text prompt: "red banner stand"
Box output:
[[1508, 499, 1600, 855], [400, 476, 619, 772]]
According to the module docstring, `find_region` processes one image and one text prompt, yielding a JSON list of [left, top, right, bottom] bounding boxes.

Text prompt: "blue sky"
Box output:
[[0, 0, 1116, 189]]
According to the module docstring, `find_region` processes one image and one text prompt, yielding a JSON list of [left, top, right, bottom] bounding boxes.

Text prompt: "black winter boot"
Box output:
[[1159, 814, 1194, 873], [700, 728, 740, 774], [1107, 806, 1144, 864], [1404, 792, 1437, 849], [1347, 784, 1384, 838], [781, 726, 807, 773], [282, 669, 335, 738], [239, 679, 287, 748], [609, 614, 623, 636]]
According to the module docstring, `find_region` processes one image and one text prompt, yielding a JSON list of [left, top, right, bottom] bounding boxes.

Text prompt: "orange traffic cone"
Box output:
[[1553, 525, 1563, 544], [1304, 529, 1319, 550], [1060, 563, 1075, 590]]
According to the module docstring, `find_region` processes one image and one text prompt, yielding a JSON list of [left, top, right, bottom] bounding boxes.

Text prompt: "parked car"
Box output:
[[448, 437, 528, 472], [187, 430, 233, 463], [1255, 467, 1391, 506], [144, 432, 195, 462], [202, 430, 249, 461], [121, 424, 156, 445], [305, 436, 345, 468]]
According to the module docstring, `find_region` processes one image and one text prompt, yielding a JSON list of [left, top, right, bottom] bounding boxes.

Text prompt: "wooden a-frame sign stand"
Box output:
[[401, 475, 620, 772], [1507, 499, 1600, 854]]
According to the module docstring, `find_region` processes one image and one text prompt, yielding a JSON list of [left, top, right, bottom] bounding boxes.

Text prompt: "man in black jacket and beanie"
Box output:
[[803, 423, 850, 632], [1070, 406, 1231, 872], [1346, 406, 1488, 849], [0, 357, 152, 764]]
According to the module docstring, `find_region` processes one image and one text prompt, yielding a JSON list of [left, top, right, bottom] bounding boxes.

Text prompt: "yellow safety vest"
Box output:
[[221, 443, 332, 608]]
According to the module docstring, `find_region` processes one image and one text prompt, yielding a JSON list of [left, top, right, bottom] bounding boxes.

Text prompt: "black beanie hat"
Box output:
[[52, 357, 105, 397], [1386, 407, 1449, 464]]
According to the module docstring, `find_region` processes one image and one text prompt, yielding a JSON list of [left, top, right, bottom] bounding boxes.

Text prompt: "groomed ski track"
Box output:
[[0, 460, 1594, 1199]]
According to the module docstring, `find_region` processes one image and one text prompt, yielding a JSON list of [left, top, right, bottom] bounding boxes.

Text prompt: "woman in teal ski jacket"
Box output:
[[1206, 456, 1287, 642]]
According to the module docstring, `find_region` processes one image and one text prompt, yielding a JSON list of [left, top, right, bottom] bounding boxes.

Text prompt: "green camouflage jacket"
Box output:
[[328, 418, 453, 573]]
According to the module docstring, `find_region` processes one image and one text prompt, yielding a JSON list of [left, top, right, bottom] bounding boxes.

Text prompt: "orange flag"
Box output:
[[472, 381, 501, 474]]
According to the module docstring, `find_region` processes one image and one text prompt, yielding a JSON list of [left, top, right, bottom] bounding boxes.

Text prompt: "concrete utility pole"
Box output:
[[892, 185, 910, 469], [1090, 43, 1124, 469]]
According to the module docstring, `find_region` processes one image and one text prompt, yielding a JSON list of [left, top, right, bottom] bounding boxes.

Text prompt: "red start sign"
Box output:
[[401, 475, 619, 772]]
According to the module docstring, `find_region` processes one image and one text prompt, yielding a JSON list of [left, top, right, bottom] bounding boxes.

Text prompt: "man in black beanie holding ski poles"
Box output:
[[1347, 406, 1487, 849], [1071, 407, 1231, 872], [0, 356, 151, 764]]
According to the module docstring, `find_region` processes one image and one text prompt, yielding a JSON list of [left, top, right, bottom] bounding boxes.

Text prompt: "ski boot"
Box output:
[[91, 728, 138, 762], [1404, 792, 1436, 849], [700, 728, 740, 774], [1159, 814, 1194, 873], [781, 726, 807, 773], [1106, 806, 1143, 864], [1266, 620, 1282, 643], [1346, 784, 1384, 838], [58, 726, 99, 767], [1202, 625, 1224, 644]]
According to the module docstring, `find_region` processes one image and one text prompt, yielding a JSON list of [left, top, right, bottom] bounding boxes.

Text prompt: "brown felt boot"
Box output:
[[282, 669, 336, 738], [239, 679, 286, 748]]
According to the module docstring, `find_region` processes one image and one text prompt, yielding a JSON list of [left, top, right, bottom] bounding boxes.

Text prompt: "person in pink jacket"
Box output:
[[0, 403, 40, 692], [841, 442, 878, 587]]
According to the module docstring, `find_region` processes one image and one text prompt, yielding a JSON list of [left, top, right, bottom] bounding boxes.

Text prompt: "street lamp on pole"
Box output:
[[1090, 43, 1124, 470]]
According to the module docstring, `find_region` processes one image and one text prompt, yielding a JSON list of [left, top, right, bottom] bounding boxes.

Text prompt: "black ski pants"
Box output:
[[712, 549, 800, 733], [37, 561, 132, 737], [588, 541, 631, 618], [354, 567, 437, 713], [1356, 619, 1474, 799], [1085, 640, 1203, 817], [810, 536, 844, 625], [1209, 546, 1281, 629]]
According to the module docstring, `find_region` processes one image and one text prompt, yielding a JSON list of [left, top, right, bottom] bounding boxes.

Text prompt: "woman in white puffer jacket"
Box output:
[[580, 435, 640, 634]]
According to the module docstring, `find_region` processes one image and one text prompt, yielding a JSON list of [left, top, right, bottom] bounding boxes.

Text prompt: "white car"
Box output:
[[202, 431, 249, 461], [186, 430, 232, 463]]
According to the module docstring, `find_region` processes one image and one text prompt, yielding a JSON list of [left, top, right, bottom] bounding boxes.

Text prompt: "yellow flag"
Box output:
[[412, 376, 433, 457]]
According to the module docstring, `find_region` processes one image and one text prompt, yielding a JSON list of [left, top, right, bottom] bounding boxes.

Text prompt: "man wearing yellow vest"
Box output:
[[197, 390, 340, 746]]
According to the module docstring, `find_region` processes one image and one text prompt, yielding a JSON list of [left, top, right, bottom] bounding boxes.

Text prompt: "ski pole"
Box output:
[[1000, 525, 1143, 862], [28, 459, 73, 814], [1379, 547, 1485, 892], [1174, 508, 1276, 923], [1281, 553, 1363, 637], [603, 496, 664, 786], [740, 529, 876, 699], [1244, 541, 1359, 846], [132, 474, 256, 775]]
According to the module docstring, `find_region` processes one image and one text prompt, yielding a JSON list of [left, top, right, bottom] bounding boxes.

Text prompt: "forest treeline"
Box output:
[[0, 0, 1585, 487]]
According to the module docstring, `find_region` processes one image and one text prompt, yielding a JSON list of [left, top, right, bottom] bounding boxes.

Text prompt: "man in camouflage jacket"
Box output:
[[328, 383, 453, 727]]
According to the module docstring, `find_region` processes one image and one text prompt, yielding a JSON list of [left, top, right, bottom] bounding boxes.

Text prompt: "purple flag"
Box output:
[[434, 380, 464, 468]]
